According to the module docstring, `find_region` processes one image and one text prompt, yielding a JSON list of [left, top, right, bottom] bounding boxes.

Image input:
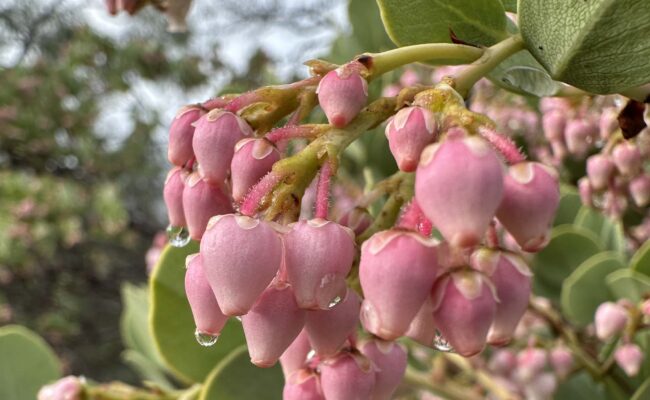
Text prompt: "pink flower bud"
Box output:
[[241, 284, 306, 368], [182, 172, 234, 240], [612, 142, 642, 176], [496, 162, 560, 252], [488, 349, 517, 376], [168, 105, 204, 166], [163, 167, 187, 227], [630, 174, 650, 207], [284, 219, 355, 310], [337, 207, 372, 236], [316, 62, 368, 128], [540, 98, 569, 114], [230, 138, 280, 203], [185, 254, 228, 338], [595, 302, 628, 341], [586, 154, 615, 191], [280, 329, 312, 378], [360, 230, 439, 340], [550, 346, 573, 379], [400, 69, 420, 87], [361, 340, 407, 400], [305, 289, 361, 356], [38, 376, 82, 400], [319, 352, 376, 400], [523, 372, 557, 400], [431, 270, 497, 357], [405, 297, 436, 347], [542, 109, 566, 142], [565, 119, 596, 158], [283, 369, 325, 400], [415, 135, 504, 248], [192, 109, 253, 184], [615, 343, 643, 377], [200, 214, 283, 315], [516, 347, 547, 382], [385, 106, 437, 172], [382, 84, 401, 97], [471, 249, 532, 345], [578, 177, 593, 206], [599, 107, 619, 140]]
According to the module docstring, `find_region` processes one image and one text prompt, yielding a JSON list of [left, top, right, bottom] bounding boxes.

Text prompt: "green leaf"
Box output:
[[554, 371, 607, 400], [553, 185, 582, 226], [606, 269, 650, 303], [531, 224, 602, 301], [574, 207, 627, 255], [561, 252, 625, 326], [632, 376, 650, 400], [350, 0, 394, 52], [199, 346, 284, 400], [631, 240, 650, 276], [376, 0, 508, 48], [121, 283, 164, 366], [150, 243, 246, 383], [519, 0, 650, 93], [122, 350, 174, 390], [0, 325, 62, 400]]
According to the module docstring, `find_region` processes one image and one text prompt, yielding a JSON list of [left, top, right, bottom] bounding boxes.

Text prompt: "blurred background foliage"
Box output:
[[0, 0, 386, 385]]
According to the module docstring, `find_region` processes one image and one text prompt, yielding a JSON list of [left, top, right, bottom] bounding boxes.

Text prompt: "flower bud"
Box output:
[[361, 340, 407, 400], [385, 106, 437, 172], [38, 376, 82, 400], [200, 214, 283, 315], [241, 284, 306, 368], [630, 174, 650, 207], [163, 167, 187, 227], [586, 154, 615, 191], [192, 109, 253, 184], [319, 352, 376, 400], [316, 62, 368, 128], [360, 230, 439, 340], [185, 254, 228, 337], [496, 162, 559, 252], [415, 135, 504, 248], [168, 105, 204, 167], [284, 219, 355, 310], [615, 343, 643, 377], [280, 329, 312, 378], [523, 372, 557, 400], [599, 107, 619, 140], [516, 347, 547, 382], [405, 297, 436, 347], [283, 369, 325, 400], [595, 302, 628, 341], [488, 349, 517, 376], [612, 142, 642, 176], [305, 289, 361, 356], [337, 207, 372, 236], [550, 346, 573, 379], [542, 109, 566, 142], [565, 119, 596, 158], [230, 138, 280, 203], [431, 270, 497, 357], [578, 177, 593, 206], [182, 172, 234, 240]]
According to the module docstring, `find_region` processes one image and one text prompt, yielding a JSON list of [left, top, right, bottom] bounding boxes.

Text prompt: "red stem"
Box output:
[[224, 91, 263, 113], [479, 127, 526, 164], [486, 220, 499, 248], [239, 172, 282, 217], [314, 161, 333, 220], [265, 125, 321, 143]]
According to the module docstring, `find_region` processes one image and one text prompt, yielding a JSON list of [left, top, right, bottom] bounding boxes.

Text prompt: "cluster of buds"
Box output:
[[38, 376, 82, 400]]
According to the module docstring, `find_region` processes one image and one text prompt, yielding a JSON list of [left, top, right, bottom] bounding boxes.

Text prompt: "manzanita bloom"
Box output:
[[612, 142, 642, 176], [614, 343, 643, 377], [192, 109, 253, 184], [230, 138, 281, 203], [283, 219, 356, 310], [594, 301, 628, 341], [385, 106, 437, 172], [431, 270, 497, 357], [37, 376, 82, 400], [523, 372, 557, 400], [629, 174, 650, 207], [316, 61, 368, 128], [168, 105, 204, 167], [359, 229, 439, 340], [163, 167, 187, 228], [516, 347, 548, 382], [488, 349, 517, 376], [283, 369, 325, 400], [565, 119, 596, 158], [319, 352, 376, 400], [184, 254, 228, 337], [549, 346, 574, 379], [471, 248, 532, 345], [496, 162, 560, 252], [280, 329, 312, 378], [405, 297, 436, 347], [586, 154, 615, 191], [200, 214, 283, 316], [182, 172, 234, 240], [305, 289, 361, 356], [578, 177, 593, 206], [415, 134, 504, 248], [241, 284, 306, 368], [361, 339, 408, 400]]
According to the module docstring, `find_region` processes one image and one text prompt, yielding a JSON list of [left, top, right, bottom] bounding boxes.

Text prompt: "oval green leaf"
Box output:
[[553, 185, 582, 226], [632, 376, 650, 400], [631, 240, 650, 277], [606, 269, 650, 303], [0, 325, 62, 400], [574, 207, 627, 255], [561, 252, 625, 326], [150, 243, 246, 383], [199, 346, 284, 400], [519, 0, 650, 93], [377, 0, 508, 47], [531, 224, 602, 301]]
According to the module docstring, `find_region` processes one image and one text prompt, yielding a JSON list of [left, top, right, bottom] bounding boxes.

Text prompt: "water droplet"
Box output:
[[328, 296, 342, 309], [195, 329, 219, 347], [306, 349, 317, 361], [167, 225, 191, 247], [433, 330, 455, 353]]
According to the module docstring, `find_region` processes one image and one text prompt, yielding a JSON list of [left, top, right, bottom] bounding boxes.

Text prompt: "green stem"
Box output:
[[364, 43, 485, 78], [403, 366, 481, 400], [453, 35, 525, 98], [444, 354, 519, 400]]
